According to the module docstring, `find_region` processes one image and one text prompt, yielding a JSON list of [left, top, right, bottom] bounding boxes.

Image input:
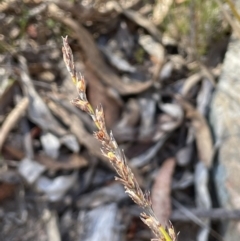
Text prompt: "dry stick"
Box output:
[[171, 208, 240, 221], [0, 97, 29, 151], [62, 36, 176, 241], [173, 199, 224, 241]]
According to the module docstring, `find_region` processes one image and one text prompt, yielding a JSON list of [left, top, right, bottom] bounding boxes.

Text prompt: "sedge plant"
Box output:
[[62, 36, 177, 241]]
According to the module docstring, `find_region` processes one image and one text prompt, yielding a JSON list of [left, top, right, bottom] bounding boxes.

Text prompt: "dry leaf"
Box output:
[[38, 95, 107, 163], [176, 145, 193, 166], [100, 46, 136, 73], [158, 103, 183, 132], [176, 127, 194, 166], [77, 183, 125, 209], [3, 145, 87, 171], [177, 96, 213, 168], [0, 183, 16, 202], [36, 153, 88, 171], [36, 172, 77, 201], [139, 34, 165, 81], [49, 4, 153, 95], [131, 137, 168, 168], [113, 99, 140, 142], [42, 210, 61, 241], [160, 62, 173, 80], [47, 99, 73, 127], [0, 79, 17, 116], [153, 0, 173, 25], [18, 157, 46, 184], [138, 97, 156, 139], [197, 79, 213, 116], [40, 132, 61, 159], [60, 134, 80, 153], [152, 157, 176, 225], [117, 7, 162, 41], [79, 203, 121, 241], [181, 72, 202, 96], [160, 103, 183, 120], [194, 162, 211, 241], [85, 70, 121, 128], [139, 35, 164, 63], [115, 98, 140, 128], [19, 56, 68, 136]]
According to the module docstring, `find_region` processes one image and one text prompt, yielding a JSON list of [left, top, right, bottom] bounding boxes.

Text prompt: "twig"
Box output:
[[0, 97, 29, 150], [62, 36, 177, 241], [172, 199, 224, 241], [171, 207, 240, 221]]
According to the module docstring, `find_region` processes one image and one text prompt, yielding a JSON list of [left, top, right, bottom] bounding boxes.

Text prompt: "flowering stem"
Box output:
[[61, 36, 176, 241]]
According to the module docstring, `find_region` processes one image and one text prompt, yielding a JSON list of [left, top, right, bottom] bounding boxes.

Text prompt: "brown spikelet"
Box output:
[[62, 36, 177, 241]]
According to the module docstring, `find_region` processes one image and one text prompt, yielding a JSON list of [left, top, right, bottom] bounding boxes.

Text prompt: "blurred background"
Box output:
[[0, 0, 240, 240]]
